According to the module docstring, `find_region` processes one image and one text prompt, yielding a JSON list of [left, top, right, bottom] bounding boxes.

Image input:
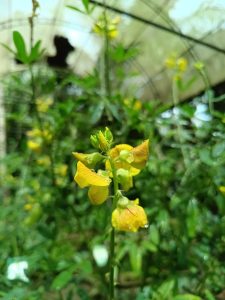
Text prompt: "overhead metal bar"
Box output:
[[90, 0, 225, 55]]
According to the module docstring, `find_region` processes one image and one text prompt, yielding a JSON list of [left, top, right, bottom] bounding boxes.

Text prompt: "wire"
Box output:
[[89, 0, 225, 55]]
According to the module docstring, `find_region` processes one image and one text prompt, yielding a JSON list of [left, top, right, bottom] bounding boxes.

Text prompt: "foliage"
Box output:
[[0, 3, 225, 300]]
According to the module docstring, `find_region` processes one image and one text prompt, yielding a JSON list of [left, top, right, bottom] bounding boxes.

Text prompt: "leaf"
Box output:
[[149, 224, 159, 245], [105, 102, 121, 121], [204, 289, 216, 300], [29, 40, 43, 63], [129, 244, 142, 274], [66, 5, 85, 14], [89, 102, 104, 124], [199, 148, 214, 166], [51, 268, 75, 291], [0, 43, 16, 55], [13, 31, 28, 63], [212, 141, 225, 158], [187, 199, 199, 238], [157, 279, 175, 299], [82, 0, 90, 12], [173, 294, 202, 300]]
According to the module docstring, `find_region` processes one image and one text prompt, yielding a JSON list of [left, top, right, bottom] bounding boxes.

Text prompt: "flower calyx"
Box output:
[[72, 152, 105, 168]]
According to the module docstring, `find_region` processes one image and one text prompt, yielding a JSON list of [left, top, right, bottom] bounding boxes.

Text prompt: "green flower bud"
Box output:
[[90, 135, 99, 149], [104, 127, 113, 144], [72, 152, 105, 168], [117, 196, 129, 208]]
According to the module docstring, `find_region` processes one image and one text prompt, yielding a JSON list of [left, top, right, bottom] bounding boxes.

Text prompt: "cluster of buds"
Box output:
[[35, 96, 53, 113], [73, 128, 149, 232], [165, 54, 188, 81], [90, 127, 113, 152], [93, 15, 120, 39], [26, 127, 52, 152]]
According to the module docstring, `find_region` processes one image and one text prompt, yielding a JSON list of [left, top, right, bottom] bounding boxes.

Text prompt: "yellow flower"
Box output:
[[124, 98, 142, 111], [93, 15, 120, 39], [106, 144, 139, 175], [55, 164, 68, 177], [177, 58, 187, 72], [105, 141, 149, 191], [134, 100, 142, 111], [27, 140, 41, 152], [37, 156, 51, 166], [88, 185, 109, 205], [219, 186, 225, 194], [131, 140, 149, 169], [36, 97, 53, 113], [74, 161, 111, 205], [75, 161, 111, 188], [24, 203, 33, 211], [165, 57, 176, 69], [165, 54, 188, 73], [26, 128, 42, 138], [112, 201, 148, 232]]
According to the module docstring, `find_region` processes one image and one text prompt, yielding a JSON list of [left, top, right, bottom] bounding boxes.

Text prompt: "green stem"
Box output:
[[108, 157, 118, 300]]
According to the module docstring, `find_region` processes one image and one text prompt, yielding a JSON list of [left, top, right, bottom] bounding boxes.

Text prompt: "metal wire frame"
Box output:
[[1, 1, 224, 103], [89, 0, 225, 55]]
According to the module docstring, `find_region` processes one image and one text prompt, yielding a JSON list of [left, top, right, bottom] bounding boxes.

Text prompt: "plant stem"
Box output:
[[109, 157, 118, 300]]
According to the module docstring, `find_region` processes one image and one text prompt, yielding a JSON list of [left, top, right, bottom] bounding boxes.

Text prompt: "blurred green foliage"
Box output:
[[0, 8, 225, 300]]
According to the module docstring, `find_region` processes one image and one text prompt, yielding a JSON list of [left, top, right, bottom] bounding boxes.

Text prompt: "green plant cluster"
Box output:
[[0, 1, 225, 299]]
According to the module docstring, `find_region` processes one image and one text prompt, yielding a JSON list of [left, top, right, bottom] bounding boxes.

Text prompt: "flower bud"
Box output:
[[90, 135, 99, 149], [117, 195, 129, 208], [97, 131, 110, 152], [104, 127, 113, 144], [72, 152, 104, 168]]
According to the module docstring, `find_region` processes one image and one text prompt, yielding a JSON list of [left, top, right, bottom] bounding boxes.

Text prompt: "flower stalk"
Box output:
[[108, 157, 118, 299], [72, 129, 149, 299]]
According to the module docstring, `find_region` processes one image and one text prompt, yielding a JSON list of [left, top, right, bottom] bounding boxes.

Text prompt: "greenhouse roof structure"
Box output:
[[1, 0, 225, 103]]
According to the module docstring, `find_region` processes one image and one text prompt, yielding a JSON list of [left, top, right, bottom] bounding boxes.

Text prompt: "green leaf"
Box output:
[[173, 294, 202, 300], [212, 141, 225, 158], [82, 0, 90, 12], [13, 31, 28, 63], [157, 279, 175, 299], [204, 289, 216, 300], [149, 224, 159, 245], [129, 244, 142, 274], [51, 268, 75, 291], [89, 102, 105, 124], [187, 199, 199, 238], [199, 148, 214, 166], [105, 102, 121, 121], [0, 43, 16, 55], [66, 5, 85, 14], [29, 40, 43, 63]]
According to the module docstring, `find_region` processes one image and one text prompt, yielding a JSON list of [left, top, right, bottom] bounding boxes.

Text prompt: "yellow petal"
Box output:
[[110, 144, 133, 158], [88, 185, 109, 205], [219, 186, 225, 194], [74, 161, 111, 188], [131, 140, 149, 169], [112, 203, 148, 232], [27, 140, 41, 152], [106, 144, 140, 176]]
